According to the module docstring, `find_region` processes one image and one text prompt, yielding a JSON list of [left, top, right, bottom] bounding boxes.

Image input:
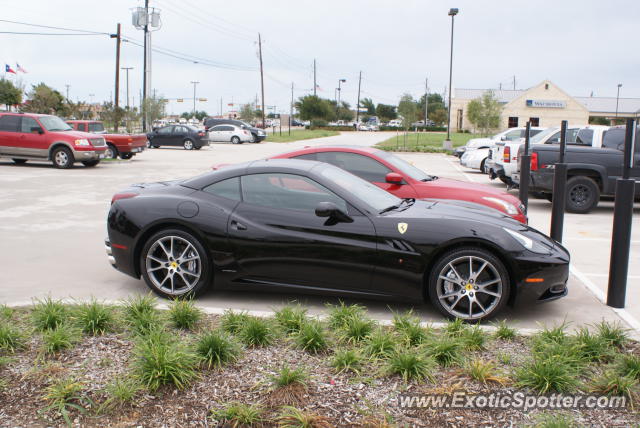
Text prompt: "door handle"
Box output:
[[230, 220, 247, 231]]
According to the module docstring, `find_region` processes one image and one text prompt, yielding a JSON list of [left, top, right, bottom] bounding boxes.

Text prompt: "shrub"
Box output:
[[76, 300, 114, 335], [339, 316, 375, 344], [386, 349, 436, 382], [132, 328, 199, 391], [275, 304, 309, 334], [168, 299, 203, 330], [32, 297, 68, 331], [41, 324, 79, 355], [42, 377, 91, 426], [294, 320, 327, 353], [516, 356, 580, 393], [123, 294, 161, 336], [220, 310, 251, 334], [595, 320, 629, 348], [426, 336, 463, 367], [0, 324, 25, 353], [239, 316, 275, 347], [276, 406, 332, 428], [210, 402, 264, 426], [493, 320, 517, 341], [326, 301, 367, 329], [615, 354, 640, 380], [331, 349, 362, 374], [364, 329, 397, 358], [195, 330, 242, 369], [461, 325, 487, 350]]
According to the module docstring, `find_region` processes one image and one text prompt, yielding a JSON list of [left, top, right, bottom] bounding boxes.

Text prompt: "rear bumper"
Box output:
[[118, 144, 146, 155], [105, 239, 116, 268], [529, 170, 555, 193]]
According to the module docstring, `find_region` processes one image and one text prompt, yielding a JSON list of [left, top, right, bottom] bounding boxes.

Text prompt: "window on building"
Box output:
[[529, 117, 540, 127], [544, 83, 549, 90], [508, 117, 519, 128]]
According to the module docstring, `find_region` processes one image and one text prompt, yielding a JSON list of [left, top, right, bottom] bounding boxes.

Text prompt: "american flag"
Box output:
[[16, 63, 27, 73]]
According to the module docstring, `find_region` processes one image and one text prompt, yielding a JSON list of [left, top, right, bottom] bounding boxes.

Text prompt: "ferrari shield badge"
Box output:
[[397, 222, 408, 234]]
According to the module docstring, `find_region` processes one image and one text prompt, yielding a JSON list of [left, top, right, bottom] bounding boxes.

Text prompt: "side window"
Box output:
[[575, 129, 594, 146], [505, 130, 522, 141], [602, 129, 625, 150], [292, 153, 317, 161], [173, 126, 186, 134], [546, 131, 561, 144], [157, 126, 172, 135], [77, 123, 86, 132], [203, 177, 241, 200], [20, 117, 39, 133], [316, 152, 391, 182], [0, 115, 21, 132], [241, 173, 347, 212], [222, 126, 233, 131]]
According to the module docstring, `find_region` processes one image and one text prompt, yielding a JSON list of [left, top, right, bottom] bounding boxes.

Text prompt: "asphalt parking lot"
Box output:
[[0, 131, 637, 333]]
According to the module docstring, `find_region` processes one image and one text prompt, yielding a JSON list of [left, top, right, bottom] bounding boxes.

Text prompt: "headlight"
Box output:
[[74, 139, 90, 146], [482, 196, 518, 215], [503, 228, 550, 254]]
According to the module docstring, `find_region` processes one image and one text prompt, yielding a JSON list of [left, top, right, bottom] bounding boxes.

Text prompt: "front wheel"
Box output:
[[104, 144, 118, 159], [140, 229, 211, 298], [183, 139, 194, 150], [428, 247, 510, 322], [120, 153, 134, 160], [231, 136, 241, 144], [51, 147, 74, 169], [566, 176, 599, 214], [12, 158, 27, 165], [82, 160, 100, 167]]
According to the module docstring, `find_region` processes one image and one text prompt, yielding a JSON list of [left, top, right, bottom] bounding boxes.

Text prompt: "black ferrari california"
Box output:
[[106, 159, 569, 321]]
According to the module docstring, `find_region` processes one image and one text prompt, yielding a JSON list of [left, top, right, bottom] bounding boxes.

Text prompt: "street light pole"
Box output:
[[445, 8, 459, 149], [121, 67, 133, 110], [190, 81, 199, 117], [616, 83, 622, 120], [337, 78, 346, 115]]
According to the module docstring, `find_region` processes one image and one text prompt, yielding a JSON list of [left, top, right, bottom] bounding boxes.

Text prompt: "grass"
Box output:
[[41, 377, 91, 426], [239, 316, 275, 347], [386, 349, 436, 382], [32, 297, 68, 331], [0, 304, 14, 319], [392, 311, 431, 347], [493, 320, 517, 341], [102, 377, 142, 408], [339, 316, 376, 344], [375, 131, 478, 153], [364, 328, 398, 359], [0, 324, 25, 353], [443, 318, 468, 337], [326, 301, 367, 329], [275, 304, 309, 334], [590, 370, 637, 400], [331, 349, 363, 374], [41, 324, 80, 355], [294, 320, 327, 353], [220, 310, 251, 334], [266, 129, 339, 143], [123, 294, 162, 336], [195, 330, 242, 369], [75, 300, 114, 335], [132, 328, 199, 391], [269, 364, 309, 389], [210, 402, 264, 426], [595, 320, 629, 348], [426, 335, 463, 367], [615, 354, 640, 380], [574, 327, 613, 362], [276, 406, 332, 428], [531, 412, 578, 428], [168, 299, 203, 330], [460, 325, 487, 350], [515, 355, 581, 393], [465, 360, 507, 385]]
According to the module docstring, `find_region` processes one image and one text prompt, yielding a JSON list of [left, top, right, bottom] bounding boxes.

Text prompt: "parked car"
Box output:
[[271, 146, 527, 223], [525, 125, 639, 213], [208, 124, 253, 144], [291, 119, 304, 127], [203, 118, 266, 143], [107, 159, 569, 321], [147, 124, 209, 150], [0, 112, 106, 168], [457, 127, 543, 158], [388, 119, 403, 128], [66, 120, 147, 160]]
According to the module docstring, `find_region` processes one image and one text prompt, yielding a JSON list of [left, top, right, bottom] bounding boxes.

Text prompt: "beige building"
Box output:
[[450, 80, 640, 132]]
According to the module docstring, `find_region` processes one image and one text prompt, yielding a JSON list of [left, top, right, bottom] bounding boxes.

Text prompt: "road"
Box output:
[[0, 131, 635, 332]]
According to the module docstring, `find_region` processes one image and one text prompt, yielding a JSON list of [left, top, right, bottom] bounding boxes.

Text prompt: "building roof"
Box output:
[[574, 97, 640, 114], [452, 88, 525, 103]]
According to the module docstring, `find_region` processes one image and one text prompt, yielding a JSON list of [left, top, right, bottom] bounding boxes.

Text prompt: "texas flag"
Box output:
[[16, 63, 27, 73], [5, 64, 17, 74]]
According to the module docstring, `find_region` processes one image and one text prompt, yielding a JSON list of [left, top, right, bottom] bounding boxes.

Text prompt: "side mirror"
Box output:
[[500, 136, 508, 141], [31, 127, 44, 134], [315, 201, 353, 224], [385, 172, 404, 185]]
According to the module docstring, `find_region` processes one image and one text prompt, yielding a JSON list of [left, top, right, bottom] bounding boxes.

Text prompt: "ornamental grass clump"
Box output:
[[364, 328, 398, 359], [32, 297, 68, 331], [76, 300, 115, 335], [123, 294, 162, 336], [331, 349, 363, 374], [275, 304, 309, 334], [326, 301, 366, 329], [168, 299, 203, 330], [294, 320, 327, 353], [220, 309, 251, 334], [210, 402, 264, 427], [239, 316, 275, 347], [195, 329, 242, 369], [386, 348, 436, 383]]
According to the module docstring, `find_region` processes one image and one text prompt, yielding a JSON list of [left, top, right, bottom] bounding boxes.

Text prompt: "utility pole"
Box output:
[[289, 82, 293, 136], [121, 67, 133, 109], [258, 33, 266, 128], [111, 23, 122, 131], [313, 59, 317, 96], [356, 71, 362, 125], [190, 81, 199, 116], [513, 75, 516, 90], [424, 77, 429, 125], [65, 85, 70, 101], [142, 0, 149, 131], [220, 97, 223, 117]]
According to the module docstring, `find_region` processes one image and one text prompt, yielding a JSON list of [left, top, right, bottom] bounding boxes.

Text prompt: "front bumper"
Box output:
[[511, 246, 570, 307], [73, 149, 106, 160], [252, 133, 266, 142], [105, 239, 116, 268]]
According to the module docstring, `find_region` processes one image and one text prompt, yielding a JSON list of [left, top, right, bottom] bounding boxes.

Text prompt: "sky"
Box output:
[[0, 0, 638, 116]]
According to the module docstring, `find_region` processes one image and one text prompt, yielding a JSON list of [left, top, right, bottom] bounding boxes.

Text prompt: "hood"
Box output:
[[386, 199, 514, 226], [53, 130, 102, 139], [416, 177, 522, 212], [466, 137, 493, 146]]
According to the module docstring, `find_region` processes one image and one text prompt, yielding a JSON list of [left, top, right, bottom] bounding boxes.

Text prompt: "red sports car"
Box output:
[[270, 146, 527, 223]]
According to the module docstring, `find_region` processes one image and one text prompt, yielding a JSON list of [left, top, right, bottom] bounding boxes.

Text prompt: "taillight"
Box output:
[[111, 192, 138, 205], [198, 131, 205, 136], [530, 152, 538, 171], [243, 131, 249, 135], [503, 146, 510, 163]]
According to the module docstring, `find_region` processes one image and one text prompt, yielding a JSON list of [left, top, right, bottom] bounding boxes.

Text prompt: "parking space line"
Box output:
[[444, 155, 484, 183], [580, 272, 640, 279], [565, 237, 640, 244]]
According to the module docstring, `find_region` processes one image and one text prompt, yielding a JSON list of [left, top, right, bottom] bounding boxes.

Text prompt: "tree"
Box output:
[[467, 91, 502, 135], [239, 103, 257, 121], [335, 101, 354, 121], [296, 95, 334, 121], [360, 97, 375, 115], [100, 102, 125, 129], [142, 94, 167, 124], [23, 83, 65, 114], [417, 93, 445, 122], [0, 78, 23, 108], [430, 108, 447, 126], [397, 94, 418, 129], [180, 110, 208, 121], [376, 103, 397, 121]]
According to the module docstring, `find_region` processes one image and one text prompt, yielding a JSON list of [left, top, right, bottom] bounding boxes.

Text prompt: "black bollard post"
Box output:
[[606, 118, 637, 308], [550, 120, 568, 242], [518, 121, 532, 215]]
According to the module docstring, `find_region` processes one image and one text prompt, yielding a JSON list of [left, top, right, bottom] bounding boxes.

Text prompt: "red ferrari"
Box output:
[[270, 146, 527, 223]]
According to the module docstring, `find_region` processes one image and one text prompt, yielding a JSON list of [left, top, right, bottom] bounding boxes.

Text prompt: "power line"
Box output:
[[0, 31, 105, 36], [0, 19, 109, 35]]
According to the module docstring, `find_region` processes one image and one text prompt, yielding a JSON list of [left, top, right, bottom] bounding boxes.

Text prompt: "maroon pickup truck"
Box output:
[[67, 120, 147, 160]]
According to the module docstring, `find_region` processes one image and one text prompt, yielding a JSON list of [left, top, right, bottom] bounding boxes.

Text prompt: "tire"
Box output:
[[153, 145, 160, 149], [51, 146, 74, 169], [120, 153, 134, 160], [428, 247, 510, 322], [231, 136, 241, 144], [12, 158, 27, 165], [194, 146, 202, 150], [566, 176, 600, 214], [480, 159, 486, 173], [140, 229, 211, 299], [498, 175, 510, 185], [82, 160, 100, 167], [146, 141, 151, 148], [183, 139, 194, 150], [104, 143, 118, 159]]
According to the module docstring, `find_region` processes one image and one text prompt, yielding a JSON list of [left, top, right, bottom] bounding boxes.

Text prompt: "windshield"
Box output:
[[380, 151, 433, 181], [39, 116, 72, 132], [319, 165, 400, 212], [88, 122, 105, 133], [530, 127, 557, 144]]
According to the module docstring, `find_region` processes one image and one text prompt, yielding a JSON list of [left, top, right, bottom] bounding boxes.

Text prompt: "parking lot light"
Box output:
[[444, 8, 459, 150]]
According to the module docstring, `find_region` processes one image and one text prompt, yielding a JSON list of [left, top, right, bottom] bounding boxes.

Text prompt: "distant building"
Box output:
[[450, 80, 640, 132]]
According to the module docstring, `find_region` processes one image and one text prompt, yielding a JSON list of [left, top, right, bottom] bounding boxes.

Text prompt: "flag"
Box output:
[[16, 63, 27, 73], [5, 64, 16, 74], [315, 84, 322, 91]]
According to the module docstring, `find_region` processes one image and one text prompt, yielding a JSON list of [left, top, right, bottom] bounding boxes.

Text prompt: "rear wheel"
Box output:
[[12, 158, 27, 165], [51, 147, 74, 169], [480, 158, 486, 173], [566, 176, 599, 214], [82, 160, 100, 167], [428, 247, 510, 321], [183, 139, 194, 150], [231, 136, 241, 144], [104, 143, 118, 159], [140, 229, 211, 298]]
